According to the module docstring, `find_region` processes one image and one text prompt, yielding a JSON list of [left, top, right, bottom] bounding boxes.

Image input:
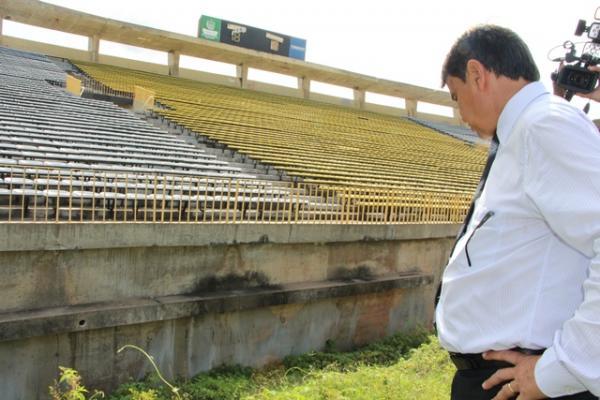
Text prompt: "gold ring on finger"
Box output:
[[507, 382, 516, 395]]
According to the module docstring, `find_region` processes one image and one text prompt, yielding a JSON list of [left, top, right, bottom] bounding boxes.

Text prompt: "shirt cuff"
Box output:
[[535, 346, 585, 397]]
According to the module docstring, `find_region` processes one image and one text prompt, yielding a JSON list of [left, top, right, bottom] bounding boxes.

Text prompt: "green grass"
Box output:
[[98, 331, 453, 400], [247, 338, 454, 400]]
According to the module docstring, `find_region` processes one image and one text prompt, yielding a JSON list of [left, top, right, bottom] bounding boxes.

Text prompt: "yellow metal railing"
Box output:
[[0, 164, 471, 224]]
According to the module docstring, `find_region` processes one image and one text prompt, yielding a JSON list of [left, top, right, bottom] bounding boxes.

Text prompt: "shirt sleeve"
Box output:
[[522, 104, 600, 397]]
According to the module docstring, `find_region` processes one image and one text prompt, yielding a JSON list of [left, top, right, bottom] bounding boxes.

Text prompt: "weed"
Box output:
[[52, 330, 451, 400], [49, 366, 104, 400]]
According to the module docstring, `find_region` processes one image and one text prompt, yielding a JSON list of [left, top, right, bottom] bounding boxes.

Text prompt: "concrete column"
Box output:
[[353, 88, 365, 109], [405, 99, 417, 117], [133, 86, 156, 113], [168, 50, 180, 77], [66, 75, 82, 96], [88, 35, 100, 63], [236, 63, 248, 89], [297, 76, 310, 99], [0, 15, 4, 47]]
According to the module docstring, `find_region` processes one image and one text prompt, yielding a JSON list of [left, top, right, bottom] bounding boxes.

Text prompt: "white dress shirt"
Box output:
[[436, 81, 600, 397]]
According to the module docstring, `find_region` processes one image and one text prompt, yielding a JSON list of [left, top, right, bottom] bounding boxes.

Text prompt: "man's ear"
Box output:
[[466, 59, 487, 90]]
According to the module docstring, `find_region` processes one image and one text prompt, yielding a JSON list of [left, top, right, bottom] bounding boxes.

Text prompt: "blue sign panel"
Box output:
[[289, 37, 307, 60]]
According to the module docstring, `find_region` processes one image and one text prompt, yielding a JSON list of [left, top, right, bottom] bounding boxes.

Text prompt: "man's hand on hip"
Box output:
[[481, 350, 546, 400]]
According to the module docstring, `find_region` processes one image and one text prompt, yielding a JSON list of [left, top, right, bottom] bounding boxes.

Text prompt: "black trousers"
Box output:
[[451, 367, 598, 400]]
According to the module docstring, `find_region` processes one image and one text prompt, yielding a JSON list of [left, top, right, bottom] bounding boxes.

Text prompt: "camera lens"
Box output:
[[557, 65, 598, 93], [567, 71, 591, 87]]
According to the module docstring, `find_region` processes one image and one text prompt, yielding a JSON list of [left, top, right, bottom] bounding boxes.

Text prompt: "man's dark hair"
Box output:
[[442, 25, 540, 86]]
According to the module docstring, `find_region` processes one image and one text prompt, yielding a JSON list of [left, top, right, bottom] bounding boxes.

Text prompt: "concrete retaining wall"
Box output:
[[0, 223, 457, 399]]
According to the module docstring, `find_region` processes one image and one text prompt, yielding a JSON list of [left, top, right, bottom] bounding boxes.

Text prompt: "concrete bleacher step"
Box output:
[[28, 207, 56, 220], [362, 211, 388, 222], [57, 208, 186, 222], [49, 200, 94, 210], [1, 55, 264, 185], [0, 190, 48, 207], [244, 209, 294, 221], [132, 209, 183, 222], [0, 205, 27, 219], [301, 201, 343, 211], [0, 194, 25, 206], [150, 208, 243, 222], [295, 195, 331, 203], [297, 210, 358, 220], [185, 209, 204, 221], [202, 209, 242, 221], [56, 208, 111, 221], [0, 204, 62, 221], [145, 113, 287, 182]]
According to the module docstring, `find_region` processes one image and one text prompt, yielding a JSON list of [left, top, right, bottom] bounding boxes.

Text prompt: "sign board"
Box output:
[[198, 15, 307, 61]]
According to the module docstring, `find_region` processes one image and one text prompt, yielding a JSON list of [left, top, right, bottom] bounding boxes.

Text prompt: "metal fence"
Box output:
[[0, 164, 471, 224]]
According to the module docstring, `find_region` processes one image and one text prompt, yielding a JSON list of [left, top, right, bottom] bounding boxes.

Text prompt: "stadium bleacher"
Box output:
[[0, 45, 485, 224], [72, 61, 488, 193], [0, 47, 312, 222]]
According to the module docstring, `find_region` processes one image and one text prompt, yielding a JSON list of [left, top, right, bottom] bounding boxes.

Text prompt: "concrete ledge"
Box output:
[[0, 223, 460, 252], [0, 273, 432, 342]]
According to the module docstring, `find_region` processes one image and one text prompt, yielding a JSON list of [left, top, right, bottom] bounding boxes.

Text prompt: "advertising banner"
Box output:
[[198, 15, 306, 61]]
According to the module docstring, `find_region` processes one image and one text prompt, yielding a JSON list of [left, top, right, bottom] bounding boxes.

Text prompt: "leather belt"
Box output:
[[449, 348, 545, 371]]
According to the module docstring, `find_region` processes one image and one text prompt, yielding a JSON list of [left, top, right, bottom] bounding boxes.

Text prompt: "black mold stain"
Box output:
[[190, 271, 280, 294], [330, 265, 374, 281]]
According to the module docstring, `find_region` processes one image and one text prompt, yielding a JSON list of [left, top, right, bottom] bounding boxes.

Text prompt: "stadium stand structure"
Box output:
[[0, 46, 485, 224], [0, 3, 493, 398], [73, 61, 487, 191], [1, 46, 350, 223], [48, 60, 485, 223]]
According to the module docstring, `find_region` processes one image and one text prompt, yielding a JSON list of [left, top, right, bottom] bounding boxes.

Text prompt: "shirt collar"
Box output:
[[496, 81, 548, 143]]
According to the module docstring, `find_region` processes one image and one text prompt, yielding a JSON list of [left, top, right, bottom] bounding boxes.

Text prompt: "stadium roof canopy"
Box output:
[[0, 0, 456, 112]]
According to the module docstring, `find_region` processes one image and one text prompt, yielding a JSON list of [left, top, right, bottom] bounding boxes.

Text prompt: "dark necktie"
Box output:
[[455, 133, 500, 241], [435, 133, 500, 311]]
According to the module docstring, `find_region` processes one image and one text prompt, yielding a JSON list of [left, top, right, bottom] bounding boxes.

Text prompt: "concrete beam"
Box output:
[[133, 85, 155, 112], [237, 63, 248, 89], [87, 34, 99, 63], [298, 76, 310, 99], [353, 88, 365, 109], [168, 50, 180, 77], [66, 75, 82, 96], [0, 273, 432, 342], [405, 99, 417, 117], [0, 223, 460, 252]]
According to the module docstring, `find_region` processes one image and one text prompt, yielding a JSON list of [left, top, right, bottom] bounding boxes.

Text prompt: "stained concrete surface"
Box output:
[[0, 223, 457, 399]]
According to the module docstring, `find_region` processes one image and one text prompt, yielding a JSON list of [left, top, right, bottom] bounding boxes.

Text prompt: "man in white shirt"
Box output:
[[436, 25, 600, 399]]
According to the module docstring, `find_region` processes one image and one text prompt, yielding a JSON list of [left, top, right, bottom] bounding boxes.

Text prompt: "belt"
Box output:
[[449, 348, 545, 371]]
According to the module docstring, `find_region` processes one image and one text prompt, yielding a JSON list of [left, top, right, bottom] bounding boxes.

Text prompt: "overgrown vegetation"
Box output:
[[52, 330, 453, 400], [49, 366, 104, 400], [282, 328, 430, 372]]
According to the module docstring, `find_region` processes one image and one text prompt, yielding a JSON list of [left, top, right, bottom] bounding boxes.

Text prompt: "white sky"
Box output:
[[3, 0, 600, 118]]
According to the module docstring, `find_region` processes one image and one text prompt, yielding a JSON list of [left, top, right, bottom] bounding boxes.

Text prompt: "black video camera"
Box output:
[[551, 8, 600, 101]]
